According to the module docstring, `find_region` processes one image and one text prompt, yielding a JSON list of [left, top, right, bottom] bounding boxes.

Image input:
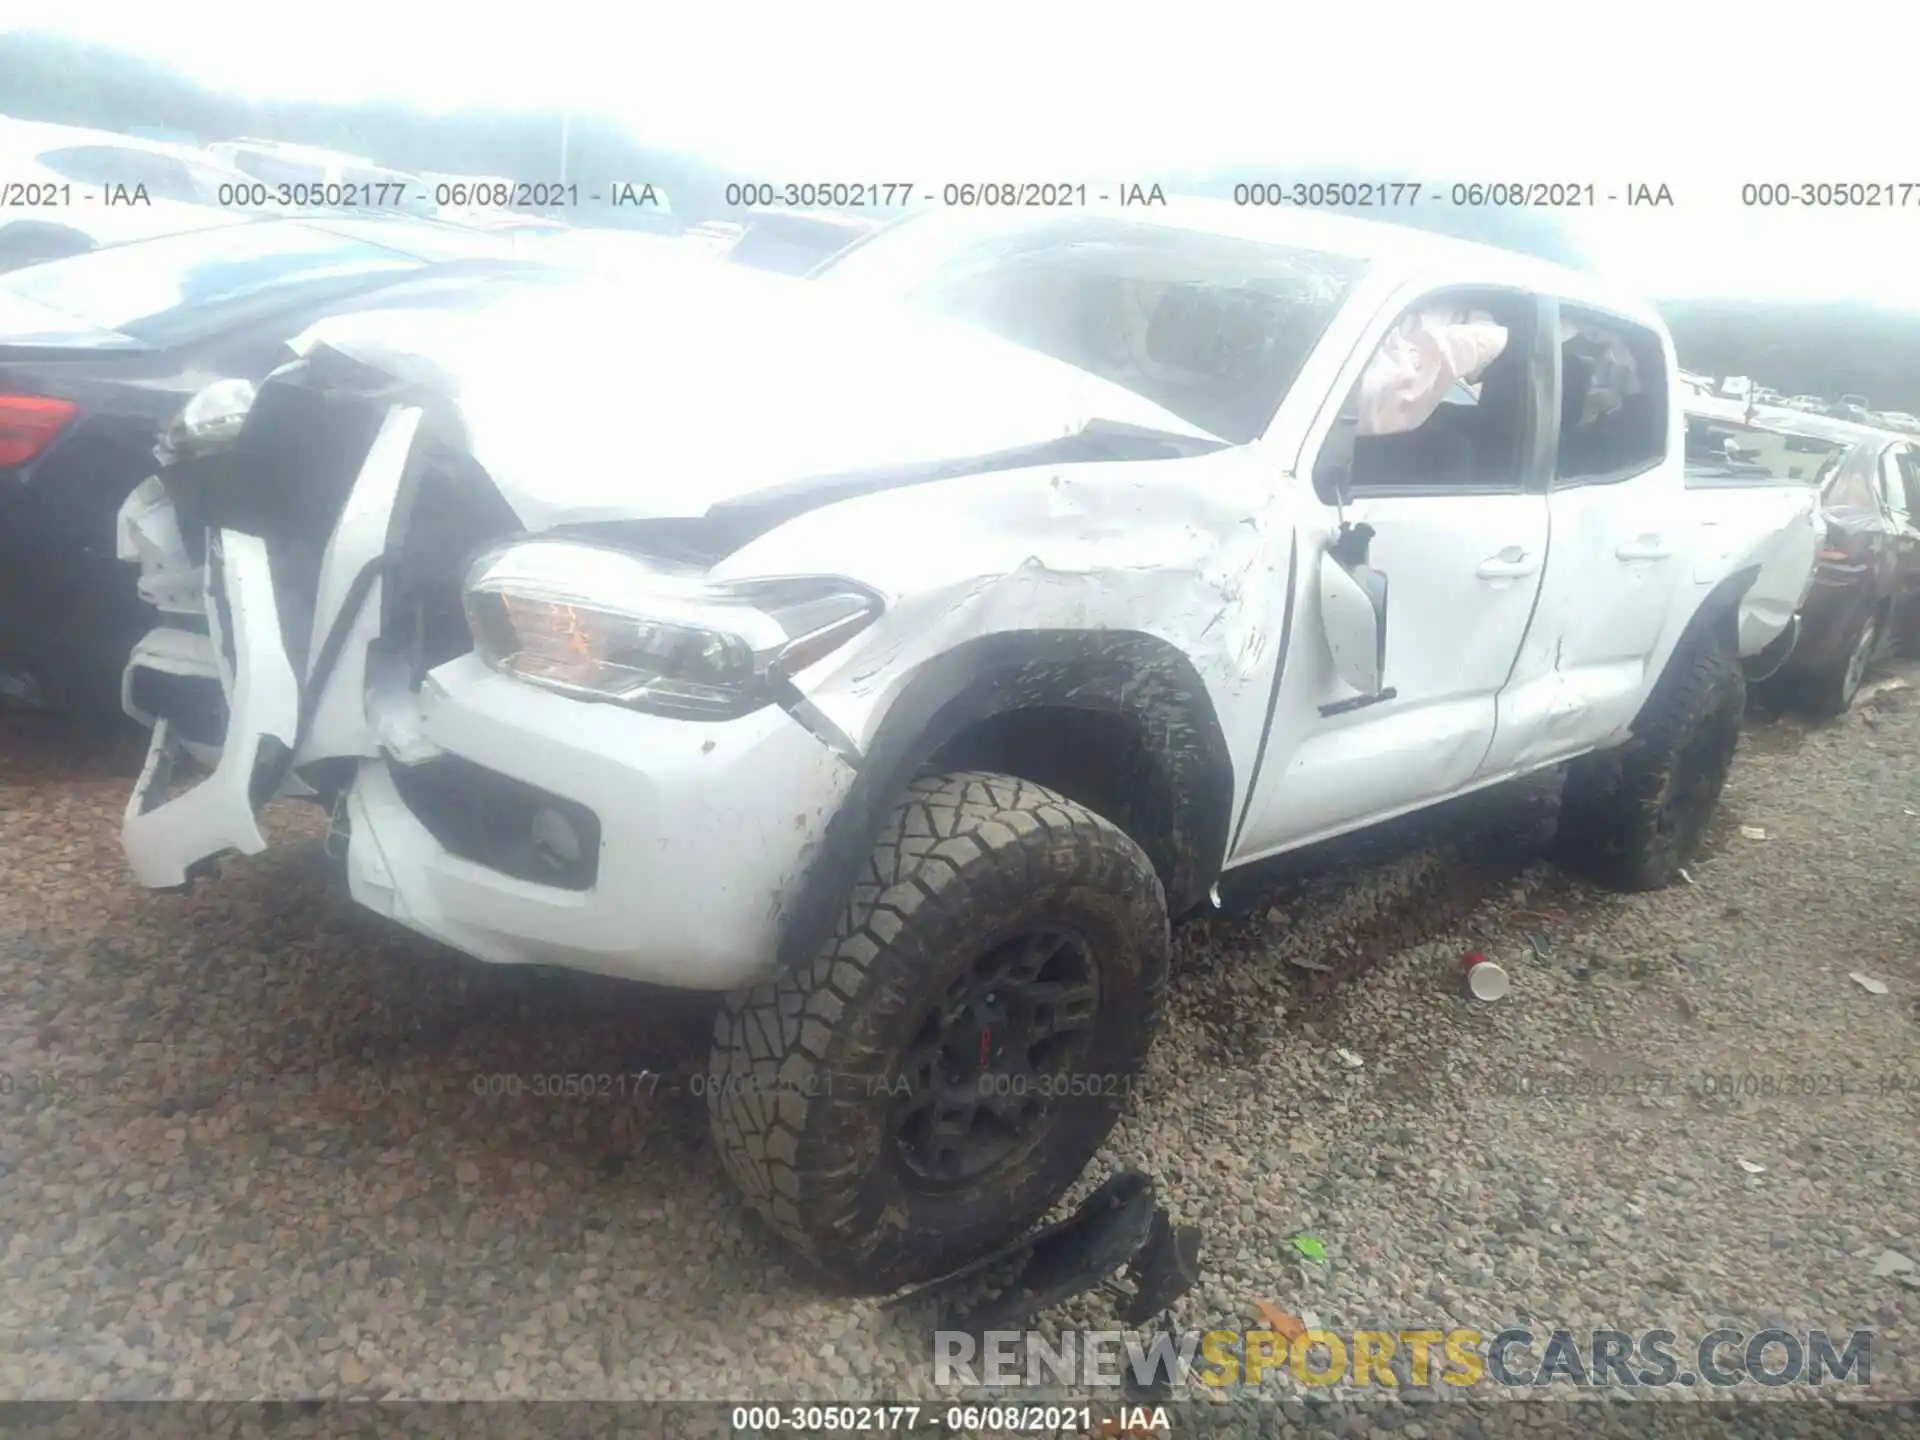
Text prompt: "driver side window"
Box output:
[[1325, 287, 1538, 498]]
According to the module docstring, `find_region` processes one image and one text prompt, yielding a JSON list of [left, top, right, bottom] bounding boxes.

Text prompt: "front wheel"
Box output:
[[707, 770, 1169, 1292], [1556, 631, 1746, 891]]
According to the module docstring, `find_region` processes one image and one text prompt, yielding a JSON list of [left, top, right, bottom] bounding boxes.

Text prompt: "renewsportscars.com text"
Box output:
[[933, 1325, 1872, 1391]]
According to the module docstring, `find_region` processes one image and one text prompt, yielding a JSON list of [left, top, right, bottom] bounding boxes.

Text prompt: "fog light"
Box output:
[[530, 805, 586, 873]]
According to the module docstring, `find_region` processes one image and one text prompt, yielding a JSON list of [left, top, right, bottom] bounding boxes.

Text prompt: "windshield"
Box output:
[[0, 221, 433, 343], [815, 212, 1367, 444]]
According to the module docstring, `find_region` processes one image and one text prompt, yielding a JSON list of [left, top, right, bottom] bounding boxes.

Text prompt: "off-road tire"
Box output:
[[707, 770, 1170, 1292], [1556, 631, 1745, 892], [1800, 609, 1880, 716]]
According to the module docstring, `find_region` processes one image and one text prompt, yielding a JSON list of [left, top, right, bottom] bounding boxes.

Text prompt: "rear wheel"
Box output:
[[1802, 610, 1880, 716], [707, 770, 1169, 1291], [1557, 631, 1746, 891]]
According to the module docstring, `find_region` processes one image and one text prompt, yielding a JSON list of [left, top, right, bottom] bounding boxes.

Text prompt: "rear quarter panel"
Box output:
[[1642, 480, 1821, 690]]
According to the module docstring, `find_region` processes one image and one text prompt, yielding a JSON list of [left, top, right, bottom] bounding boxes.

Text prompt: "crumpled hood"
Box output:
[[286, 263, 1224, 531]]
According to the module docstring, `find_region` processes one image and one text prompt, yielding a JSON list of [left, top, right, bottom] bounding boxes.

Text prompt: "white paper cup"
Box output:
[[1466, 959, 1511, 1001]]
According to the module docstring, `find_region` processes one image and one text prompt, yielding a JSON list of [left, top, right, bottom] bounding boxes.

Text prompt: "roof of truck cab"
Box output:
[[880, 199, 1665, 329]]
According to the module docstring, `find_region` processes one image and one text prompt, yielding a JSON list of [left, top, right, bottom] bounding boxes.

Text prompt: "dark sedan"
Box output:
[[0, 217, 559, 722], [725, 207, 884, 276], [1689, 406, 1920, 712]]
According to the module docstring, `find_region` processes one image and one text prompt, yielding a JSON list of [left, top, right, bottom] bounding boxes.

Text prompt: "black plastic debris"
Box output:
[[1121, 1210, 1205, 1325], [884, 1168, 1204, 1334]]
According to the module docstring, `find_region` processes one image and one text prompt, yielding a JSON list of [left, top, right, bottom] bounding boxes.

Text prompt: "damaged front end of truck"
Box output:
[[108, 251, 1269, 995]]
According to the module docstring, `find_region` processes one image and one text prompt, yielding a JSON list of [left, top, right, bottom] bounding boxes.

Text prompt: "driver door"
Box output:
[[1231, 282, 1554, 860]]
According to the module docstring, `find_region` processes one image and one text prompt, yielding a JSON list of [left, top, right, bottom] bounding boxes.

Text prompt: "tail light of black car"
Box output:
[[1817, 519, 1866, 565], [0, 394, 78, 468]]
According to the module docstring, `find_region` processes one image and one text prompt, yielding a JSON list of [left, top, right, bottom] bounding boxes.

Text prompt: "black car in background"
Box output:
[[0, 217, 559, 722], [725, 208, 884, 276], [1688, 405, 1920, 711]]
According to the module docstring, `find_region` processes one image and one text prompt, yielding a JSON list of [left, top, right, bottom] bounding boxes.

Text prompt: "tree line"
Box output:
[[0, 30, 737, 221], [4, 29, 1916, 409]]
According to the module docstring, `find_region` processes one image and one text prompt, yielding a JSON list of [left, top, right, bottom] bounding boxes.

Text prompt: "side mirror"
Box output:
[[1317, 522, 1393, 712]]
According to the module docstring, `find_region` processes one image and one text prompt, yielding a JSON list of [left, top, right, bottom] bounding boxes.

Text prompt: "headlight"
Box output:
[[462, 540, 883, 718]]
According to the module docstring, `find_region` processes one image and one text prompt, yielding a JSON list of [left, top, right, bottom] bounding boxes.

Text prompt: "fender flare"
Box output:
[[773, 629, 1236, 971], [1636, 565, 1758, 727]]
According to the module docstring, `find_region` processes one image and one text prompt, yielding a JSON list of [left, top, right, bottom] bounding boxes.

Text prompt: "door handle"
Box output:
[[1476, 546, 1540, 580], [1616, 534, 1674, 561]]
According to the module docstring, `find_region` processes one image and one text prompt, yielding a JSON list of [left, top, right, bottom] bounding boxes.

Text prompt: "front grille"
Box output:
[[170, 363, 522, 693], [127, 668, 228, 748], [204, 376, 388, 548], [161, 359, 524, 725], [173, 372, 390, 671], [388, 754, 601, 890], [384, 437, 523, 685]]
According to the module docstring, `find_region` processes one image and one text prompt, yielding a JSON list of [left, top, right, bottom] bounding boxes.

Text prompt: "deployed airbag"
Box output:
[[1356, 307, 1509, 437]]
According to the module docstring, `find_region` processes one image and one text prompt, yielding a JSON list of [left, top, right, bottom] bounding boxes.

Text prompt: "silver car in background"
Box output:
[[0, 118, 254, 271]]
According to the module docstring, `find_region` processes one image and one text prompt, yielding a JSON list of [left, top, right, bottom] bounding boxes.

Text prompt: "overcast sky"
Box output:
[[16, 1, 1920, 301]]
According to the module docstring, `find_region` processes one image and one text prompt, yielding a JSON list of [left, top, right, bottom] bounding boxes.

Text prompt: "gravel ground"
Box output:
[[0, 659, 1915, 1429]]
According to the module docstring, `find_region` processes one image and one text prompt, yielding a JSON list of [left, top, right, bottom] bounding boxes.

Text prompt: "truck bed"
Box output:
[[1677, 466, 1822, 658], [1684, 460, 1820, 490]]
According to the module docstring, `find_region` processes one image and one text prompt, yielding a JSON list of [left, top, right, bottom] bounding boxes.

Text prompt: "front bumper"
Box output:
[[127, 643, 857, 988], [331, 657, 855, 988]]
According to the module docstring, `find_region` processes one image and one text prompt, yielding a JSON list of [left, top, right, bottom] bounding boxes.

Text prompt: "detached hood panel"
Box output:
[[285, 266, 1223, 531]]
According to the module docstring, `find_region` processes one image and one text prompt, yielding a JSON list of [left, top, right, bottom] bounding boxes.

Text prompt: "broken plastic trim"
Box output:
[[768, 677, 861, 768], [297, 557, 389, 746], [1319, 687, 1399, 718], [244, 555, 390, 806], [884, 1169, 1203, 1337]]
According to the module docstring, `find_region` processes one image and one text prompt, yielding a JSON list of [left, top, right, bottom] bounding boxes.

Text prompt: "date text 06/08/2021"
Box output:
[[713, 179, 1678, 209], [467, 1067, 1161, 1103], [719, 181, 1171, 208], [1483, 1070, 1920, 1100], [1363, 1068, 1919, 1102], [728, 1403, 1167, 1435], [1229, 180, 1675, 208]]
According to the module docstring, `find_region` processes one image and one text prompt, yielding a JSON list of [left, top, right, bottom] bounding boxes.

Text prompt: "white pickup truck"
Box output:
[[112, 204, 1819, 1291]]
